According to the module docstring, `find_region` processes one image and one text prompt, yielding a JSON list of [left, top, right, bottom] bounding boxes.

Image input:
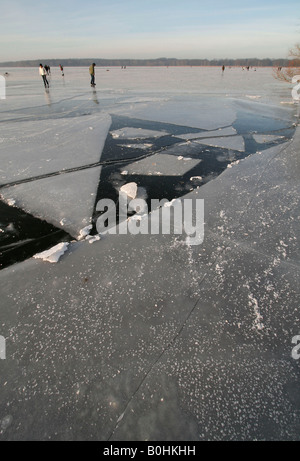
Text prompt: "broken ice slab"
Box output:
[[117, 153, 202, 177], [176, 126, 237, 140], [193, 136, 245, 152], [253, 134, 285, 144], [0, 113, 111, 183], [111, 96, 237, 130], [33, 242, 69, 263], [110, 127, 168, 139], [1, 167, 102, 239]]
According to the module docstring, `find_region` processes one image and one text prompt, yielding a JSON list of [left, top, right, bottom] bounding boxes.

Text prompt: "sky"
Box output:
[[0, 0, 299, 62]]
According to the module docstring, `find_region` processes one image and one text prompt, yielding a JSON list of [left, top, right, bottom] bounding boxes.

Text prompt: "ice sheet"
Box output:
[[1, 167, 102, 238], [194, 135, 245, 152], [33, 242, 69, 263], [111, 127, 168, 139], [0, 113, 111, 183], [0, 66, 299, 441], [111, 96, 237, 130], [117, 153, 202, 177], [253, 134, 285, 143], [0, 129, 299, 440], [176, 126, 237, 140]]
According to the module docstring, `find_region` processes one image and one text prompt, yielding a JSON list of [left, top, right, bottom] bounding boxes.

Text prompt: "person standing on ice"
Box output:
[[39, 64, 49, 88], [89, 63, 96, 87]]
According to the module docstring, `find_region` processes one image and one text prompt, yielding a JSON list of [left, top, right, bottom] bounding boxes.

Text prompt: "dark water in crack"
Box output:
[[0, 111, 296, 270], [0, 201, 71, 270], [91, 114, 295, 230]]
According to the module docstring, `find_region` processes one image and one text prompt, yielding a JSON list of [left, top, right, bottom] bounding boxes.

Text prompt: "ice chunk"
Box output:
[[253, 134, 285, 143], [78, 225, 93, 241], [117, 143, 153, 150], [5, 198, 16, 207], [120, 182, 138, 199], [227, 160, 240, 168], [194, 136, 245, 152], [86, 235, 101, 244], [177, 126, 237, 140], [1, 167, 102, 239], [190, 176, 203, 181], [0, 114, 111, 183], [33, 242, 69, 264], [111, 127, 168, 139], [121, 153, 201, 177], [112, 97, 237, 130]]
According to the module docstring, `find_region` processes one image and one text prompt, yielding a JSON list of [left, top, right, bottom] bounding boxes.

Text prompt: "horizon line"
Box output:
[[0, 56, 290, 65]]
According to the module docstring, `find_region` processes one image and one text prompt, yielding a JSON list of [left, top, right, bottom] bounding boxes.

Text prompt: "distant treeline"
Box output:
[[0, 58, 290, 68]]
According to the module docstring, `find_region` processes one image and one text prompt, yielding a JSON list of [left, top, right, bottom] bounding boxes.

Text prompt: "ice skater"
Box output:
[[222, 65, 225, 74], [89, 63, 96, 87], [39, 64, 49, 88], [44, 65, 51, 75], [59, 64, 64, 76]]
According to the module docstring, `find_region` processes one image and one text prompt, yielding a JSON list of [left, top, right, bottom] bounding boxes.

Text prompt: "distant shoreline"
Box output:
[[0, 58, 290, 68]]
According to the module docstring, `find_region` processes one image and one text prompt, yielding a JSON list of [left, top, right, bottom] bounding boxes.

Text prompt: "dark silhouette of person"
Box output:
[[39, 64, 49, 88], [89, 63, 96, 86]]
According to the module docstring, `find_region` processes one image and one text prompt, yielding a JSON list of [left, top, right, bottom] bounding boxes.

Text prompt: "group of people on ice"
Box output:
[[39, 63, 96, 89]]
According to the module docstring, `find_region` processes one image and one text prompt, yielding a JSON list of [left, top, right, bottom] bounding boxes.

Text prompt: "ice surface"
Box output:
[[253, 134, 285, 143], [118, 153, 201, 177], [78, 225, 92, 240], [0, 66, 299, 441], [1, 167, 102, 238], [194, 135, 245, 152], [0, 113, 111, 183], [176, 126, 237, 140], [112, 96, 237, 130]]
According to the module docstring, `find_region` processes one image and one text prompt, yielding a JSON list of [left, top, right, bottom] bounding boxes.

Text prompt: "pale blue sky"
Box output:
[[1, 0, 299, 61]]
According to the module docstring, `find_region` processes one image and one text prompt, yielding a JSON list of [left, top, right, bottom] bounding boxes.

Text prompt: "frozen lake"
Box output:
[[0, 66, 299, 441], [0, 66, 296, 267]]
